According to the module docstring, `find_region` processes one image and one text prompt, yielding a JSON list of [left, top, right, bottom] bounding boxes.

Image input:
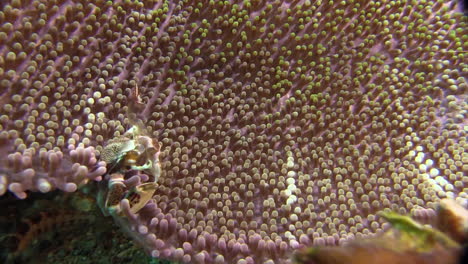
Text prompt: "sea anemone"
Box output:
[[0, 0, 466, 263]]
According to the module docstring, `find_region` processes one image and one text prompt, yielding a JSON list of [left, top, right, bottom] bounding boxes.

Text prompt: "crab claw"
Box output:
[[126, 182, 158, 214], [105, 173, 127, 214]]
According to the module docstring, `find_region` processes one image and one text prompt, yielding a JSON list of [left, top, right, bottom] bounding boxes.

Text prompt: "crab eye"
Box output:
[[123, 150, 139, 166]]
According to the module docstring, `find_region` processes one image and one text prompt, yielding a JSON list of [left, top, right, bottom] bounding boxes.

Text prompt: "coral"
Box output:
[[14, 211, 91, 254], [0, 0, 467, 263], [0, 190, 157, 264]]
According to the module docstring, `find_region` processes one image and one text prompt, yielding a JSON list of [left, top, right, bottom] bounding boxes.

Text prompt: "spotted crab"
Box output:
[[99, 85, 162, 216]]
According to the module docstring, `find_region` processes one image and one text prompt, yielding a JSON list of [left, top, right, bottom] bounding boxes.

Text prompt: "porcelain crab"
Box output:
[[99, 123, 162, 216]]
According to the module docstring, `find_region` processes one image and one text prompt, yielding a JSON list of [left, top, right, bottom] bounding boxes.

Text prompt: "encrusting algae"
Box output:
[[294, 198, 468, 264]]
